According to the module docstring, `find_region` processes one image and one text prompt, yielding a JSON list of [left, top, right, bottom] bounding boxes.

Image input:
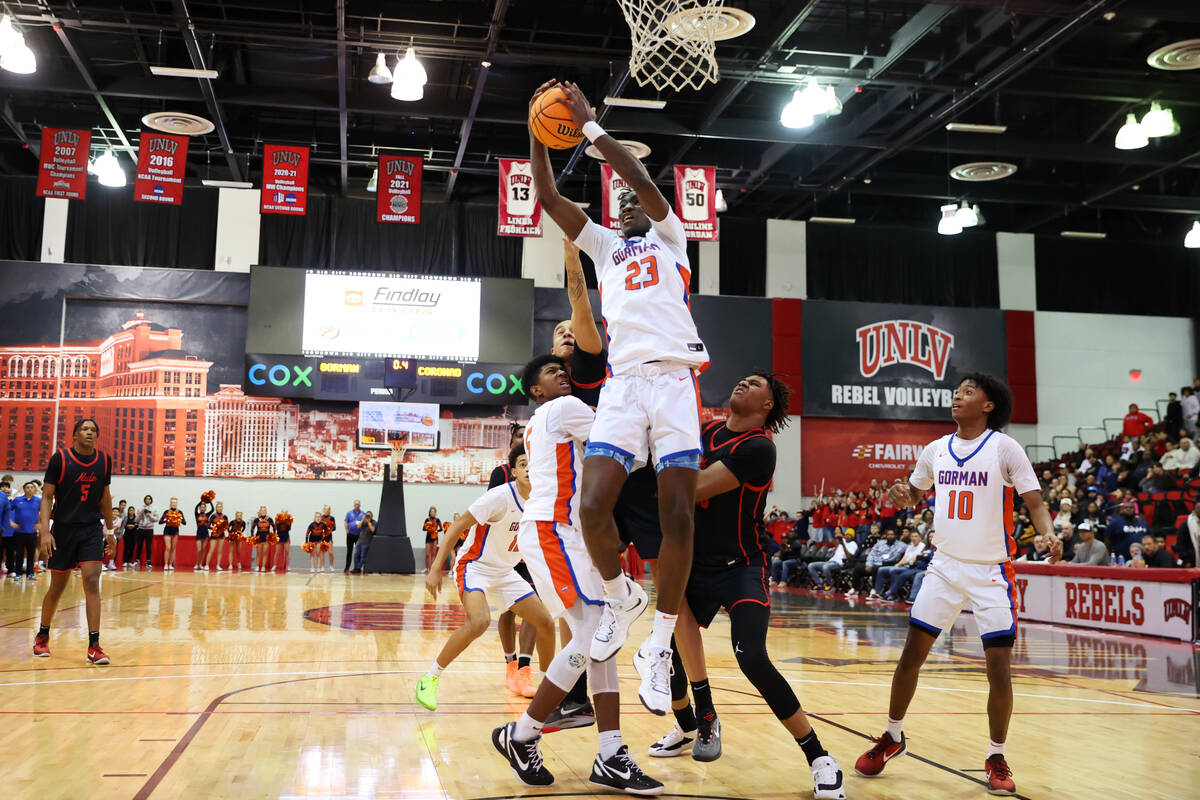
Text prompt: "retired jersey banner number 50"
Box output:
[[673, 164, 717, 241]]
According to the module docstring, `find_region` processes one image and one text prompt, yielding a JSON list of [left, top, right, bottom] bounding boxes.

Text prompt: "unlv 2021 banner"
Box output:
[[801, 418, 953, 492], [802, 299, 1007, 420]]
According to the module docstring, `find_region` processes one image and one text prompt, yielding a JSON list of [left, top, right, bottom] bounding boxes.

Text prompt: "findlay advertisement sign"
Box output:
[[802, 299, 1007, 420]]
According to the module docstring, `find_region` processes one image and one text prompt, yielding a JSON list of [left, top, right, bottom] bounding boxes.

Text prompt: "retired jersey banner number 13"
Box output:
[[497, 158, 541, 236], [673, 164, 717, 241], [378, 155, 422, 224], [261, 144, 309, 215]]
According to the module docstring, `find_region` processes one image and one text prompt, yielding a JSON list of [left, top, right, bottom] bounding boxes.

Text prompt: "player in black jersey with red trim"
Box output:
[[33, 419, 117, 665], [650, 372, 846, 799]]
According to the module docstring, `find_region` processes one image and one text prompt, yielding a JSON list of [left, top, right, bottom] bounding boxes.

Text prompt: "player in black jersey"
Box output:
[[651, 372, 846, 799], [33, 419, 117, 665]]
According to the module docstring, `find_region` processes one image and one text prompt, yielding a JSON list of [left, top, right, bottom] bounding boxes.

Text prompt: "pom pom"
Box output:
[[319, 540, 331, 553], [302, 541, 315, 554], [201, 490, 216, 504]]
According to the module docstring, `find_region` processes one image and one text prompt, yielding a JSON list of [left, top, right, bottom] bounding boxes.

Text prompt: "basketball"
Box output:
[[530, 86, 584, 149]]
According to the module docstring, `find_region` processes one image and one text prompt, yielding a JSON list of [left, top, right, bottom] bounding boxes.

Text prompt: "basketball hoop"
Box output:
[[389, 441, 408, 481], [616, 0, 727, 91]]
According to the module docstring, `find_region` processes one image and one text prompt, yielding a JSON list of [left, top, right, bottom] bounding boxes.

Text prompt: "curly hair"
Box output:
[[748, 368, 793, 434], [521, 354, 567, 402], [958, 372, 1013, 430]]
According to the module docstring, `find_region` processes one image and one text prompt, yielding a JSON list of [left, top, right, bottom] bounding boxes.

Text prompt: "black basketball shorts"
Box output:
[[685, 562, 771, 628], [616, 511, 662, 560], [47, 523, 106, 571]]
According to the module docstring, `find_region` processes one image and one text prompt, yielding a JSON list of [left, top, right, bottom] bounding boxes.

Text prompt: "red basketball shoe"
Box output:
[[985, 754, 1016, 795], [854, 731, 906, 776], [87, 644, 110, 665], [32, 634, 50, 658]]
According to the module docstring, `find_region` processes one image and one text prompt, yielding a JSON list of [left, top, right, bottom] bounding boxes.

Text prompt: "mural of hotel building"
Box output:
[[0, 312, 211, 475], [203, 385, 299, 479]]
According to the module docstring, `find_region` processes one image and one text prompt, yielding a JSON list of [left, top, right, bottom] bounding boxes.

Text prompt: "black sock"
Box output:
[[37, 625, 49, 639], [88, 631, 99, 647], [673, 702, 698, 733], [517, 654, 531, 669], [796, 730, 828, 766], [669, 643, 689, 701], [692, 679, 715, 722]]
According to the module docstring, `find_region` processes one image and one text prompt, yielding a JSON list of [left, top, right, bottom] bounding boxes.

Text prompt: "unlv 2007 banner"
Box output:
[[36, 127, 90, 200], [378, 155, 422, 224], [134, 131, 188, 205], [802, 299, 1007, 420], [497, 158, 541, 236], [261, 144, 309, 215], [674, 164, 717, 241], [801, 417, 952, 491], [601, 163, 630, 231]]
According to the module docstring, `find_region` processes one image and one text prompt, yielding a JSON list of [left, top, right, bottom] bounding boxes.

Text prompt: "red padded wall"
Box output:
[[772, 298, 802, 408], [1006, 309, 1037, 424]]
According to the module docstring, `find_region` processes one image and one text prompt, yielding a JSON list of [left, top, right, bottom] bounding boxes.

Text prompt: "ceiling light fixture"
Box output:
[[150, 66, 219, 79], [954, 200, 983, 228], [0, 15, 36, 75], [945, 122, 1008, 134], [1185, 221, 1200, 249], [367, 53, 392, 85], [780, 90, 813, 129], [1061, 231, 1107, 240], [390, 47, 427, 102], [366, 168, 378, 192], [809, 216, 856, 224], [1114, 113, 1148, 150], [603, 96, 667, 109], [714, 189, 727, 213], [90, 150, 126, 188], [1140, 101, 1179, 138], [201, 179, 254, 189], [937, 203, 962, 236]]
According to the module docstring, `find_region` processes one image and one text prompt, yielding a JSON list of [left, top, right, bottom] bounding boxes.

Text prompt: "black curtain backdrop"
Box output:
[[719, 215, 766, 296], [1035, 235, 1200, 316], [260, 196, 521, 276], [0, 177, 44, 261], [807, 224, 1000, 307], [65, 181, 218, 268]]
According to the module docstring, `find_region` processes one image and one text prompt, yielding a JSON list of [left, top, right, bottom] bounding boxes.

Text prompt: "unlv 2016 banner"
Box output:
[[36, 127, 90, 200], [497, 158, 541, 237], [801, 417, 953, 490], [601, 163, 631, 231], [261, 144, 309, 215], [802, 299, 1007, 420], [134, 132, 188, 205], [378, 155, 422, 224], [673, 164, 717, 241]]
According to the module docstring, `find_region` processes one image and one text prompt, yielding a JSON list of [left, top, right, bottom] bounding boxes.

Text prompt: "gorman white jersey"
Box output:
[[454, 481, 527, 572], [910, 430, 1040, 564], [522, 394, 594, 527], [574, 210, 709, 375]]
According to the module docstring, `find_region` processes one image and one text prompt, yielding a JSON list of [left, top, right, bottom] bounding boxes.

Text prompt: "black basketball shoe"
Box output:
[[589, 745, 664, 796], [491, 722, 554, 787]]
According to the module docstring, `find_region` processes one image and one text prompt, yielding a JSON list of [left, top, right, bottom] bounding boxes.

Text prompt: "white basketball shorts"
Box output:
[[909, 551, 1018, 645], [585, 362, 702, 472], [517, 519, 604, 619], [454, 560, 536, 612]]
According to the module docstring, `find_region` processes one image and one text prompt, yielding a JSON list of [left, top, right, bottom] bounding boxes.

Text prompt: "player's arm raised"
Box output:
[[528, 81, 587, 239], [563, 237, 603, 355], [560, 81, 670, 222], [425, 511, 478, 597]]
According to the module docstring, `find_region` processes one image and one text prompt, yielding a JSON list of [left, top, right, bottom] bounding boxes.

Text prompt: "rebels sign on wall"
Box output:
[[802, 299, 1007, 420]]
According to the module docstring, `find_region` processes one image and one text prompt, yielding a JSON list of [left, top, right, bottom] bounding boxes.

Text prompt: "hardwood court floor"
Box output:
[[1, 569, 1197, 800]]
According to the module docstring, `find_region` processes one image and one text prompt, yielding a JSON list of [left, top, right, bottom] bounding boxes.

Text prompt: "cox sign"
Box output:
[[467, 371, 524, 396], [248, 363, 313, 387]]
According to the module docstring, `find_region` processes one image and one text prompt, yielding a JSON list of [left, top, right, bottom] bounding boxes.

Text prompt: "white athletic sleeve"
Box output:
[[545, 395, 595, 443], [910, 441, 938, 491], [997, 434, 1041, 494], [574, 219, 619, 278], [467, 485, 509, 526], [650, 207, 687, 250]]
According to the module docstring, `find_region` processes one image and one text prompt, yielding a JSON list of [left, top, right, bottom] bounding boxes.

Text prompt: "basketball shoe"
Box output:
[[87, 644, 110, 665], [649, 724, 694, 758], [588, 745, 663, 796], [590, 576, 647, 662], [692, 714, 721, 762], [32, 633, 49, 657], [632, 638, 672, 715], [542, 698, 595, 733], [812, 754, 846, 800], [505, 660, 522, 694], [414, 674, 439, 711], [985, 754, 1016, 795], [515, 665, 537, 698], [854, 730, 907, 776], [491, 722, 553, 786]]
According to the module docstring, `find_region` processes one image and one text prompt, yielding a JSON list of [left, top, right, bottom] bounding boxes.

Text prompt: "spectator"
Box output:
[[1181, 387, 1199, 438], [1052, 498, 1076, 533], [1105, 501, 1149, 559], [1162, 437, 1199, 471], [1077, 448, 1097, 477], [769, 532, 806, 586], [807, 529, 857, 591], [1056, 522, 1080, 562], [1123, 404, 1154, 438], [344, 500, 365, 574], [132, 494, 156, 571], [9, 482, 40, 580], [871, 527, 924, 599], [916, 509, 934, 536], [1018, 533, 1052, 562], [894, 532, 935, 603], [1139, 463, 1177, 493], [351, 511, 376, 574], [121, 506, 138, 569], [1140, 534, 1175, 568], [1127, 542, 1146, 568], [1164, 393, 1183, 441], [847, 524, 903, 598], [1070, 521, 1108, 565], [1174, 505, 1199, 568], [0, 483, 12, 577]]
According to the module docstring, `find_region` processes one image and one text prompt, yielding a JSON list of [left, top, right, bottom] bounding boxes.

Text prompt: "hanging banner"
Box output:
[[497, 158, 541, 237], [601, 163, 631, 231], [378, 155, 422, 224], [133, 132, 189, 205], [260, 144, 309, 215], [36, 127, 91, 200], [673, 164, 718, 241]]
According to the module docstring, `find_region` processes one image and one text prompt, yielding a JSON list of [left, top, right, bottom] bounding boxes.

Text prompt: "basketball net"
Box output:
[[389, 441, 408, 481], [617, 0, 725, 91]]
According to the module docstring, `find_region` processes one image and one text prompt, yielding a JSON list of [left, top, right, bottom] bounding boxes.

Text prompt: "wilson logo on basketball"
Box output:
[[1163, 597, 1191, 625], [856, 320, 955, 380], [556, 122, 581, 137]]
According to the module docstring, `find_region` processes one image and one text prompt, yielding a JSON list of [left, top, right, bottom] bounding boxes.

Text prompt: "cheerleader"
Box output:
[[208, 502, 229, 572], [157, 497, 186, 571], [304, 512, 324, 573], [274, 510, 294, 573], [251, 506, 274, 573], [194, 491, 215, 572], [227, 511, 247, 571], [319, 509, 335, 573], [422, 506, 442, 573]]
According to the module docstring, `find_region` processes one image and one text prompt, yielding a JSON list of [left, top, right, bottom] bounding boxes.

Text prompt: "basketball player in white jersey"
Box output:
[[492, 354, 662, 795], [855, 373, 1052, 796], [528, 80, 709, 716], [418, 444, 556, 711]]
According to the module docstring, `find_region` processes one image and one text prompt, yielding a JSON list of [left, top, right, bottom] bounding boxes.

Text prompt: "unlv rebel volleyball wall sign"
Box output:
[[378, 155, 422, 224], [261, 144, 309, 215], [497, 158, 541, 237], [802, 299, 1007, 420], [673, 164, 718, 240], [36, 127, 90, 200], [134, 132, 188, 205]]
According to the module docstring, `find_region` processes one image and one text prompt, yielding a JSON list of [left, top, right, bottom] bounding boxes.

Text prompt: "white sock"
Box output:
[[603, 575, 629, 601], [649, 611, 677, 651], [598, 729, 623, 760], [988, 739, 1005, 757], [427, 661, 444, 677], [504, 651, 517, 663], [514, 712, 543, 742], [886, 717, 903, 740]]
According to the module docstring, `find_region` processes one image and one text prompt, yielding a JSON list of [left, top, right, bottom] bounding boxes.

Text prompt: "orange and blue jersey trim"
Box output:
[[535, 521, 602, 608], [553, 441, 577, 526], [981, 561, 1020, 641], [454, 523, 489, 593]]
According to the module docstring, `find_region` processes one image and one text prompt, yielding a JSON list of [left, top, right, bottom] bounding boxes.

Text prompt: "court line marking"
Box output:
[[0, 583, 151, 628]]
